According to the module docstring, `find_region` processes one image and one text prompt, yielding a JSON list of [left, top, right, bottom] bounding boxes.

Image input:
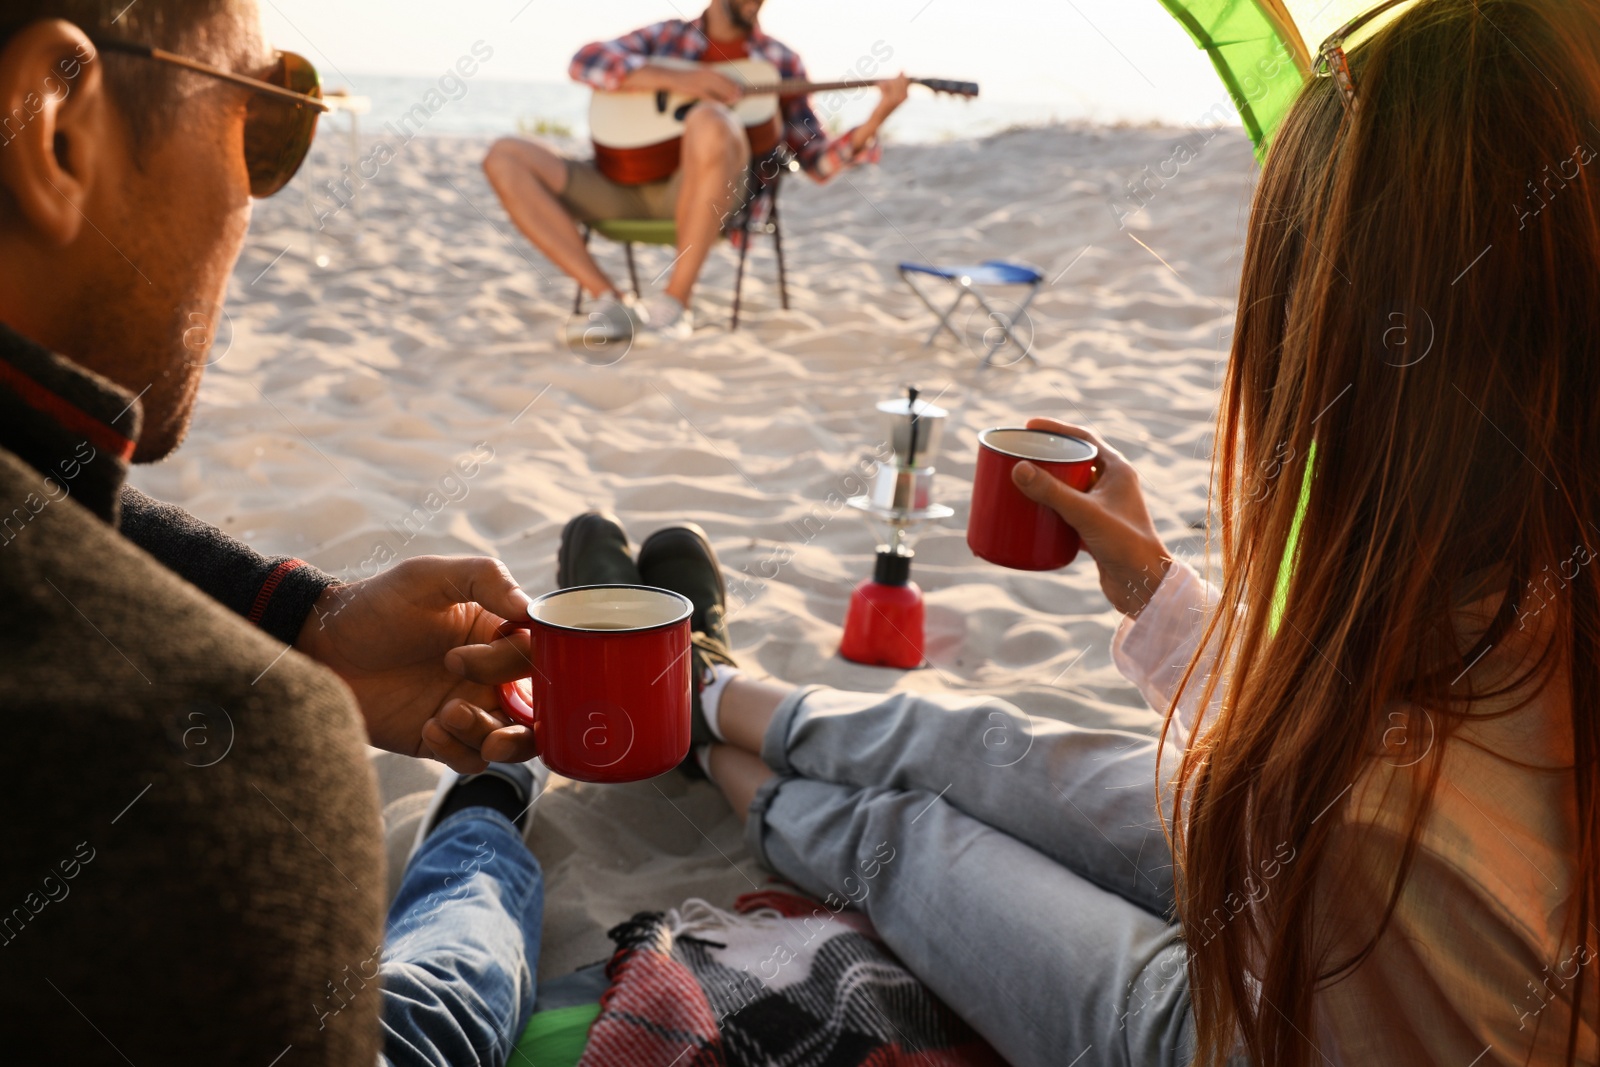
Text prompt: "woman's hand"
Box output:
[[294, 556, 540, 774], [1010, 418, 1174, 617]]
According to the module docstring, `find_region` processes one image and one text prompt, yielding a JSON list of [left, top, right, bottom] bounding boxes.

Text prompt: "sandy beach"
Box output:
[[127, 121, 1257, 980]]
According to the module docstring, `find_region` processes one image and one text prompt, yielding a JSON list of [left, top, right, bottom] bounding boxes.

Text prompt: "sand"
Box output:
[[127, 122, 1257, 980]]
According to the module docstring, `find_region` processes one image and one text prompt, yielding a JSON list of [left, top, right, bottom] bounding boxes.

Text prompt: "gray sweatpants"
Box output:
[[744, 686, 1196, 1067]]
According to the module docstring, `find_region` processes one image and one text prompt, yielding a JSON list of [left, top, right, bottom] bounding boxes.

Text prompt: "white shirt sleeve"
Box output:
[[1110, 559, 1224, 747]]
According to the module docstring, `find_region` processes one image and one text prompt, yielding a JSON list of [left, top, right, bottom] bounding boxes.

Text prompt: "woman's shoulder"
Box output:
[[1320, 720, 1591, 1061], [1344, 700, 1576, 938]]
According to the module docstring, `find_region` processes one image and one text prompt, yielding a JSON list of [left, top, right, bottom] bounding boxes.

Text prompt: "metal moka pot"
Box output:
[[868, 392, 947, 513], [869, 465, 937, 512], [861, 389, 951, 516], [876, 396, 948, 464]]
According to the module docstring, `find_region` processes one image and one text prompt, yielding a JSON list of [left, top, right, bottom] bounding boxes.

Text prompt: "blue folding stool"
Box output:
[[897, 258, 1044, 367]]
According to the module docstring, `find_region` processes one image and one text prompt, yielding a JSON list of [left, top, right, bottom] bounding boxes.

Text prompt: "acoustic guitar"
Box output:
[[589, 57, 979, 185]]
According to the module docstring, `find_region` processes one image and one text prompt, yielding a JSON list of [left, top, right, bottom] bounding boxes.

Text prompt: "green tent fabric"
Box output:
[[1153, 0, 1308, 156], [1269, 438, 1316, 637], [510, 965, 609, 1065], [1153, 0, 1415, 156], [511, 1002, 601, 1067]]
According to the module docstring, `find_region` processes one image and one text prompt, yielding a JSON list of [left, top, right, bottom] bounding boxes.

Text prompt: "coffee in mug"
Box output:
[[497, 584, 693, 783]]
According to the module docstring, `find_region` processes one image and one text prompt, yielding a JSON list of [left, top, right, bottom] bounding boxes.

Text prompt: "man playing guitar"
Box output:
[[483, 0, 910, 344]]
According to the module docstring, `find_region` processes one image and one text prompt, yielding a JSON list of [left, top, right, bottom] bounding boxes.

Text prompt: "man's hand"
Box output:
[[876, 72, 911, 116], [850, 72, 911, 153], [619, 63, 744, 106], [672, 66, 744, 106], [1009, 419, 1174, 618], [294, 556, 540, 774]]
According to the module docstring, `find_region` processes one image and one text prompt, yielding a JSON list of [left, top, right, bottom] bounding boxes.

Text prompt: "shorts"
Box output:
[[559, 158, 683, 222], [557, 157, 755, 224]]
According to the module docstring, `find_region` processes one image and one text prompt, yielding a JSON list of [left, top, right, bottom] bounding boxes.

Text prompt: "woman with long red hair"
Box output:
[[558, 0, 1600, 1061], [1172, 0, 1600, 1061]]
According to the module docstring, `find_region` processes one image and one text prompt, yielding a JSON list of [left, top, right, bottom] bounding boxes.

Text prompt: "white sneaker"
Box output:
[[407, 758, 550, 865], [639, 294, 693, 342], [564, 293, 640, 362]]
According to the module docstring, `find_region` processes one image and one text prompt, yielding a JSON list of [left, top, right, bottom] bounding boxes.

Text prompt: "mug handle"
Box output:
[[494, 619, 539, 729]]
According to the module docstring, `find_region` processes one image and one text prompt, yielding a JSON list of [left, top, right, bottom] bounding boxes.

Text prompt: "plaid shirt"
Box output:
[[569, 15, 882, 182]]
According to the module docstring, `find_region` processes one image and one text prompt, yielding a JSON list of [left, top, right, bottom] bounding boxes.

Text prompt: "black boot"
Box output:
[[638, 524, 739, 772], [556, 510, 641, 589]]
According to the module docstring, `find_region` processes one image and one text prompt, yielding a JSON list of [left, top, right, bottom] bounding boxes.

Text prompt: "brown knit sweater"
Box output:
[[0, 331, 384, 1064]]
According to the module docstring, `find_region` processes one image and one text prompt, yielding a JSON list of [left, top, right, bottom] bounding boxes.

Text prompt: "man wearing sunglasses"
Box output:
[[0, 4, 552, 1064]]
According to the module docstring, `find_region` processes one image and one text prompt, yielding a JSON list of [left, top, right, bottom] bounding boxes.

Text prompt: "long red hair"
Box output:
[[1174, 2, 1600, 1063]]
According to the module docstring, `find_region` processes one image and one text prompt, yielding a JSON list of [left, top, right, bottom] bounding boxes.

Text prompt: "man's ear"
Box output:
[[0, 19, 109, 247]]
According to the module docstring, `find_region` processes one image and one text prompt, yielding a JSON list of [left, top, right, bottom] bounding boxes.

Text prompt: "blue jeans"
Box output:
[[745, 687, 1203, 1067], [378, 809, 543, 1067]]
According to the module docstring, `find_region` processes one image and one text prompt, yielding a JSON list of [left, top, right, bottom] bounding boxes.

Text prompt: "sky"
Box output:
[[256, 0, 1244, 127]]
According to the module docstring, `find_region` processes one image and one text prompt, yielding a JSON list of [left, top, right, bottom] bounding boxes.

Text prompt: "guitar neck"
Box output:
[[754, 76, 977, 98], [771, 77, 887, 94]]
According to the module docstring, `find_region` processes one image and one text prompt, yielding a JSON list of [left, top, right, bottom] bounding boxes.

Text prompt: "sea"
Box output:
[[325, 73, 1081, 146]]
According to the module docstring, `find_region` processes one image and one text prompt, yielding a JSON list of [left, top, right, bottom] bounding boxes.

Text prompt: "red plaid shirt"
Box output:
[[569, 13, 882, 182]]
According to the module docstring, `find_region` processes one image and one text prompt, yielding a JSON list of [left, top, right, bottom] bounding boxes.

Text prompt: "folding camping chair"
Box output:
[[897, 259, 1044, 367], [572, 149, 792, 331]]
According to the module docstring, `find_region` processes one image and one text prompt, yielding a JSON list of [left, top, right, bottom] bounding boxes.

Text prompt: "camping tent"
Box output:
[[1156, 0, 1415, 154]]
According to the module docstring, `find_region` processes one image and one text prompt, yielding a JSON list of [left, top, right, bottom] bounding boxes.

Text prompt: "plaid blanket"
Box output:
[[577, 888, 1005, 1067]]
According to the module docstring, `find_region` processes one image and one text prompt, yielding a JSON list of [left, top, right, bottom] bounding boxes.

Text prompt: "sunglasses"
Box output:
[[91, 37, 327, 198], [1313, 0, 1416, 111]]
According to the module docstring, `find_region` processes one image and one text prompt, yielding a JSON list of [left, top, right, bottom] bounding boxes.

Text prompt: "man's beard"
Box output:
[[724, 0, 757, 32]]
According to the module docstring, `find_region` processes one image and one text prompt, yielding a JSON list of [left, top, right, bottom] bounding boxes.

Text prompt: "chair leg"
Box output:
[[624, 243, 641, 299], [731, 221, 753, 331], [900, 271, 970, 347], [770, 204, 789, 311], [927, 288, 971, 347], [1007, 285, 1043, 366], [573, 226, 591, 313], [972, 286, 1041, 367]]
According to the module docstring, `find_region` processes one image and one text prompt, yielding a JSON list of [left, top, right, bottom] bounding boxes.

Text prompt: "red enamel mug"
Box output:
[[967, 427, 1099, 571], [497, 584, 693, 783]]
